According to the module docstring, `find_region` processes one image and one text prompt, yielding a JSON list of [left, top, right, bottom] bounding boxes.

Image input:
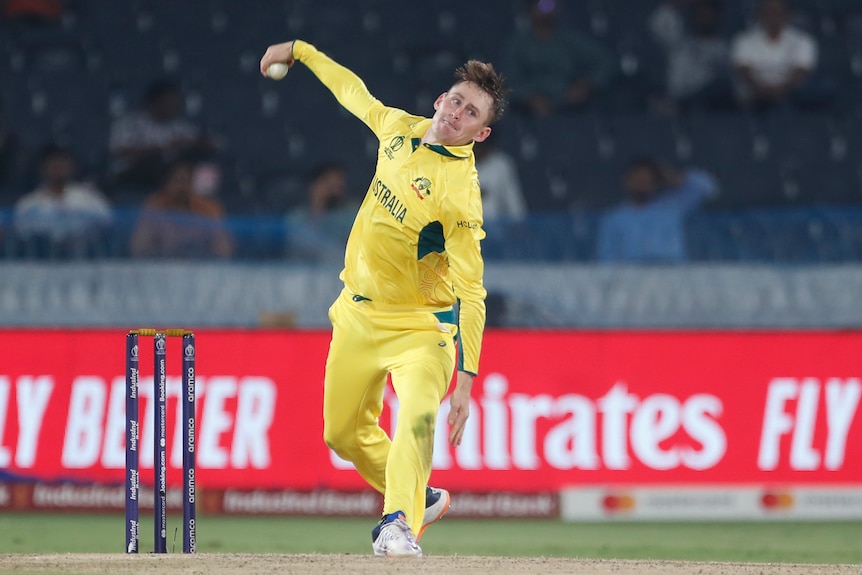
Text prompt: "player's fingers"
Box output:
[[447, 406, 459, 426], [452, 422, 466, 446], [260, 47, 274, 72], [259, 47, 282, 76], [259, 49, 272, 76], [448, 423, 462, 447], [260, 43, 294, 76], [447, 412, 459, 444], [448, 410, 468, 446]]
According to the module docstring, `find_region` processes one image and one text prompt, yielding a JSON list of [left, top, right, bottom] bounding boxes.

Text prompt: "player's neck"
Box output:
[[420, 127, 440, 146]]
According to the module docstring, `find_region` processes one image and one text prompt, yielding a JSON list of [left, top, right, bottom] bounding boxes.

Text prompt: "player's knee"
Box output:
[[322, 421, 351, 454]]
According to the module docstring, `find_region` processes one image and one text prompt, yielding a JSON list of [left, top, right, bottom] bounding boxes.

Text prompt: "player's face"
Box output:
[[429, 82, 493, 146]]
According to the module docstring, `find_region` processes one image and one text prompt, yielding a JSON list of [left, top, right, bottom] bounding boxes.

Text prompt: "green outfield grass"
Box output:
[[0, 513, 860, 564]]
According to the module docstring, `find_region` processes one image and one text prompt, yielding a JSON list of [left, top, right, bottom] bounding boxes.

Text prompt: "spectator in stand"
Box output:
[[13, 144, 112, 257], [650, 0, 733, 113], [130, 160, 233, 259], [649, 0, 690, 46], [473, 141, 528, 262], [505, 0, 616, 117], [108, 79, 217, 192], [597, 158, 717, 263], [474, 141, 527, 222], [285, 163, 357, 263], [731, 0, 818, 112]]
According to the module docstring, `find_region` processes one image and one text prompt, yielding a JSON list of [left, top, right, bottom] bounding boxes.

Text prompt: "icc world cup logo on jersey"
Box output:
[[384, 136, 405, 160], [411, 177, 432, 200]]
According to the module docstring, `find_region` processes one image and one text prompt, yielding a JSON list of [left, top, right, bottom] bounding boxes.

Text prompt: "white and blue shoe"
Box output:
[[371, 511, 422, 557], [419, 486, 450, 540]]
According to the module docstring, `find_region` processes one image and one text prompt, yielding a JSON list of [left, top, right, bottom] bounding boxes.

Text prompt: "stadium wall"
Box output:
[[1, 262, 862, 328]]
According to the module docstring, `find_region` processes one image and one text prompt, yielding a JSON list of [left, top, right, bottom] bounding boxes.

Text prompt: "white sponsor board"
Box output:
[[561, 486, 862, 521]]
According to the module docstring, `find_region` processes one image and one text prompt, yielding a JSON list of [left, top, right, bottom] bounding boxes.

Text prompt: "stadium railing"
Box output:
[[1, 206, 862, 263]]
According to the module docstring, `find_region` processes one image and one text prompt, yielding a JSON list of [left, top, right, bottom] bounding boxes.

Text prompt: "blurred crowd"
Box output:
[[0, 0, 860, 263]]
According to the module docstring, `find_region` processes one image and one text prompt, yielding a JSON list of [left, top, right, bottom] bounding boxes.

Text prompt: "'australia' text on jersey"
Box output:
[[371, 177, 407, 223]]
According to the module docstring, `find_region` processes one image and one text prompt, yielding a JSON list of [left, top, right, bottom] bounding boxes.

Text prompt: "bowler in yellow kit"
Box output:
[[260, 39, 508, 557]]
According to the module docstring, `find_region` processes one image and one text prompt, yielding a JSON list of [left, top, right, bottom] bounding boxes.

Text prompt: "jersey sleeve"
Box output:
[[293, 40, 401, 137], [441, 177, 487, 375]]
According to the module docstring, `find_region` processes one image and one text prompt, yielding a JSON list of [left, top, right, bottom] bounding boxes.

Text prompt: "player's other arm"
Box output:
[[444, 187, 486, 376], [260, 40, 392, 133], [442, 180, 487, 446]]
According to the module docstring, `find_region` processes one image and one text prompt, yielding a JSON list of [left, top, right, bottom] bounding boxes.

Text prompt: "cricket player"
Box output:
[[260, 39, 507, 557]]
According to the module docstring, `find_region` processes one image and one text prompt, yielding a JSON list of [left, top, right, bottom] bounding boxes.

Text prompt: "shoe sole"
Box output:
[[417, 489, 450, 541], [373, 549, 422, 558], [385, 551, 423, 558]]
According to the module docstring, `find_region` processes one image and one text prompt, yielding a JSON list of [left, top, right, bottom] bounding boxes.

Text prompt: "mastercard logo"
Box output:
[[761, 491, 795, 509], [602, 494, 636, 512]]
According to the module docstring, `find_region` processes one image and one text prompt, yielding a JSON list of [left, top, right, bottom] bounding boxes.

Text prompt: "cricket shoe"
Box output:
[[371, 511, 423, 557], [418, 486, 450, 541]]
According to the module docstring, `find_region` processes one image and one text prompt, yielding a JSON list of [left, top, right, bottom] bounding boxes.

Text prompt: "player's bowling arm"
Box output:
[[289, 40, 387, 130]]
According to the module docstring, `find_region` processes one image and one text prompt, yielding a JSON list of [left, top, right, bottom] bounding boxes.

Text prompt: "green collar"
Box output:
[[410, 119, 473, 159]]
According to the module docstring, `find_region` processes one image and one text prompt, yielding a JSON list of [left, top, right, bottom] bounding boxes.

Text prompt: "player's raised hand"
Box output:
[[260, 41, 295, 78]]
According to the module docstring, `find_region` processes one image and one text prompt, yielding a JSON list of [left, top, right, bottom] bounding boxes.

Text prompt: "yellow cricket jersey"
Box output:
[[294, 40, 487, 375]]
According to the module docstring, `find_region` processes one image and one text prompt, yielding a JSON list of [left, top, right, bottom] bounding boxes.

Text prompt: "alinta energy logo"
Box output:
[[411, 176, 432, 199], [384, 135, 405, 160], [602, 493, 636, 514], [760, 491, 794, 510]]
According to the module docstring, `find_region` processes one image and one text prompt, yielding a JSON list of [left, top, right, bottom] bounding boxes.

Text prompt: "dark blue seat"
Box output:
[[789, 160, 862, 206], [607, 114, 680, 163], [682, 114, 785, 209]]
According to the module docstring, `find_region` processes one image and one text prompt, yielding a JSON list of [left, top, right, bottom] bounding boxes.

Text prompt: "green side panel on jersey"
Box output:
[[418, 220, 445, 260]]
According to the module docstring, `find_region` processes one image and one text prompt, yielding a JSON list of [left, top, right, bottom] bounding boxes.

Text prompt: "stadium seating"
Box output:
[[1, 0, 862, 263]]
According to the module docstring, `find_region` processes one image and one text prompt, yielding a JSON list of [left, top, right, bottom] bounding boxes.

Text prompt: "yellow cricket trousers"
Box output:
[[322, 289, 456, 534]]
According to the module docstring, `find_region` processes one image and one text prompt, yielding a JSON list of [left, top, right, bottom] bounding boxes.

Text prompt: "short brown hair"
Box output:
[[454, 60, 509, 125]]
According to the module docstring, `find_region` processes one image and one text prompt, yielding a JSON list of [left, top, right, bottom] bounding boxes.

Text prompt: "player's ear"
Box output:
[[433, 92, 447, 111], [473, 126, 492, 143]]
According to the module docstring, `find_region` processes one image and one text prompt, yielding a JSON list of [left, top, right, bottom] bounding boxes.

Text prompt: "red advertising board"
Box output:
[[0, 329, 860, 491]]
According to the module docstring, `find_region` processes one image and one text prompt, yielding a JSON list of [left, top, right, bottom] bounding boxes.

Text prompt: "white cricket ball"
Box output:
[[267, 62, 290, 80]]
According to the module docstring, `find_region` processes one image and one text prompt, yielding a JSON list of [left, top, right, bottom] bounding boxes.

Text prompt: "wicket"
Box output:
[[125, 328, 196, 554]]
